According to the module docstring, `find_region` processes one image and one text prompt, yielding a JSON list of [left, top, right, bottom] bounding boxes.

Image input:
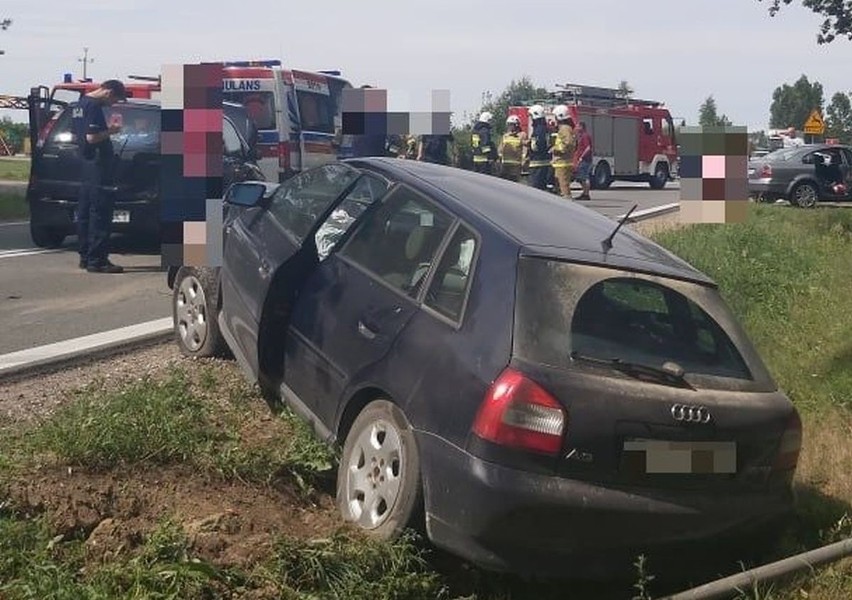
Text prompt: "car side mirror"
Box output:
[[224, 182, 266, 207]]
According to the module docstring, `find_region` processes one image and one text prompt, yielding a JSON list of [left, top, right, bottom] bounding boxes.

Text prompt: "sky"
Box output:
[[1, 0, 850, 131]]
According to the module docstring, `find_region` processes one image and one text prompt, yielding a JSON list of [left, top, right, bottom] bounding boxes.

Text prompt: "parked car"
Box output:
[[26, 99, 264, 248], [748, 143, 852, 207], [169, 158, 801, 578]]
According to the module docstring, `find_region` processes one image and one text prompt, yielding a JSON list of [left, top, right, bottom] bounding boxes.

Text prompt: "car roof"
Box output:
[[342, 157, 715, 287]]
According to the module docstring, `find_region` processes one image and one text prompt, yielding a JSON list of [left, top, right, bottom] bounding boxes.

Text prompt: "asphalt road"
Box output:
[[0, 182, 680, 355]]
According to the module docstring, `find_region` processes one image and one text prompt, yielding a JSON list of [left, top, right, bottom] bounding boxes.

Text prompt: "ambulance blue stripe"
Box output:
[[257, 131, 278, 144]]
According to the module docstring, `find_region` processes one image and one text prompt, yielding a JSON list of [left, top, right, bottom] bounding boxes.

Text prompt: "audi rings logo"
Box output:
[[671, 404, 712, 424]]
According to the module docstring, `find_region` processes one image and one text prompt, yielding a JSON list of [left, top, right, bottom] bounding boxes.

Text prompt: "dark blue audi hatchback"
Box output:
[[169, 158, 801, 578]]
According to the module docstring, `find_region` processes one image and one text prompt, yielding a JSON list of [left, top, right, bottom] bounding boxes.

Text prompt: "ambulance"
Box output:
[[221, 60, 354, 182]]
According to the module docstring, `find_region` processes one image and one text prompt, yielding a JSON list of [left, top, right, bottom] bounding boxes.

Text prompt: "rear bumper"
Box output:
[[748, 179, 788, 198], [418, 431, 794, 578], [28, 191, 160, 236]]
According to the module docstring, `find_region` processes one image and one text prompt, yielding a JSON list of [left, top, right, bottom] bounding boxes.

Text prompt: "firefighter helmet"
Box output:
[[478, 111, 493, 124], [528, 104, 544, 120], [506, 115, 521, 126], [553, 104, 571, 121]]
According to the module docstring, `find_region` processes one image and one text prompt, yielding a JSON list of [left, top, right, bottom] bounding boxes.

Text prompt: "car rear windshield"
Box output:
[[103, 106, 160, 150], [223, 91, 276, 131], [513, 257, 753, 382]]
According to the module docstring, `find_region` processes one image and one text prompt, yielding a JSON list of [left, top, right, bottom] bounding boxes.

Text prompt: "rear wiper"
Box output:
[[569, 351, 695, 390]]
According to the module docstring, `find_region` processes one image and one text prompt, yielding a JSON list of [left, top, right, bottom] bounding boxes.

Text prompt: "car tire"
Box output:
[[790, 181, 818, 208], [649, 162, 669, 190], [337, 399, 423, 541], [172, 267, 228, 358], [30, 223, 65, 248], [591, 161, 612, 190]]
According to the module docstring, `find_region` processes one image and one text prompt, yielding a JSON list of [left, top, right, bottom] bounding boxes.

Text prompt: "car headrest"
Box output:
[[405, 225, 432, 261]]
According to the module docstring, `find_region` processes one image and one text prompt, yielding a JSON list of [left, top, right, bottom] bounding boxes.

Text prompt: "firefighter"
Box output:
[[546, 116, 559, 193], [471, 111, 496, 175], [551, 105, 576, 199], [404, 133, 418, 159], [527, 105, 551, 191], [498, 115, 526, 182]]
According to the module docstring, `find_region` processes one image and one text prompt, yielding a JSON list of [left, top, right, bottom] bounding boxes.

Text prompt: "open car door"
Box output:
[[218, 163, 365, 384]]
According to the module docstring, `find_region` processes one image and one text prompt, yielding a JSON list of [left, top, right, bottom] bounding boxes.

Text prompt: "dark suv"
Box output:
[[26, 99, 264, 248]]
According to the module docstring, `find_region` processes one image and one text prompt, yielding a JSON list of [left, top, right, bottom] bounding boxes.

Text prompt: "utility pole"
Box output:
[[78, 47, 94, 80]]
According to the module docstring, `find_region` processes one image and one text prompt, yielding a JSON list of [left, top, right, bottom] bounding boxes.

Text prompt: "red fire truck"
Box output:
[[508, 83, 678, 189]]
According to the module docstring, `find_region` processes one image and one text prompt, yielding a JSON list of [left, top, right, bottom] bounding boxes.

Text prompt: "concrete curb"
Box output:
[[617, 202, 680, 222], [0, 317, 173, 383]]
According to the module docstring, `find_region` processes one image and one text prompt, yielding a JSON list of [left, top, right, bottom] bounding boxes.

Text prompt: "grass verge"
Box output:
[[0, 192, 27, 221], [648, 204, 852, 599], [0, 157, 30, 181]]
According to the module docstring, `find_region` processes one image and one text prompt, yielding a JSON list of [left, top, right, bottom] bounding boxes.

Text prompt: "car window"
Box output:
[[513, 258, 753, 381], [572, 278, 750, 379], [223, 91, 276, 131], [297, 91, 335, 134], [223, 117, 243, 156], [424, 224, 477, 322], [106, 106, 160, 151], [315, 174, 390, 260], [340, 186, 454, 297], [44, 109, 74, 147], [267, 164, 361, 244]]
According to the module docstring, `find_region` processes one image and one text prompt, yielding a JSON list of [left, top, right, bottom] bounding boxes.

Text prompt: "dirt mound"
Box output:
[[8, 463, 342, 569]]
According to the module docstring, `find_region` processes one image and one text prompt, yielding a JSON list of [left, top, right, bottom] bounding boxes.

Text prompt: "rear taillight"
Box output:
[[471, 368, 567, 455], [772, 409, 802, 472], [759, 163, 772, 178], [278, 142, 290, 171]]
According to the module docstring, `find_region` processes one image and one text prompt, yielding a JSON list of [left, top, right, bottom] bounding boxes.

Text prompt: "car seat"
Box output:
[[383, 224, 440, 291]]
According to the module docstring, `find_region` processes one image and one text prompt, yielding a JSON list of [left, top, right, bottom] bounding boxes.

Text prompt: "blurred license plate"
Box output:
[[623, 439, 736, 474], [112, 210, 130, 223]]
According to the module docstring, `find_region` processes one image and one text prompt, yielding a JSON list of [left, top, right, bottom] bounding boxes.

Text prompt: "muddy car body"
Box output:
[[169, 158, 801, 577]]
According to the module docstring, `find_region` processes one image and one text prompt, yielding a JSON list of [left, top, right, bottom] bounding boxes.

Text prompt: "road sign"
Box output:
[[803, 109, 825, 135]]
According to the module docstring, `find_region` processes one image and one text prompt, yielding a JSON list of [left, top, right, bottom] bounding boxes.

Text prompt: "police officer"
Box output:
[[526, 104, 550, 190], [551, 105, 576, 199], [471, 111, 496, 175], [418, 132, 456, 166], [73, 79, 126, 273], [498, 115, 526, 182]]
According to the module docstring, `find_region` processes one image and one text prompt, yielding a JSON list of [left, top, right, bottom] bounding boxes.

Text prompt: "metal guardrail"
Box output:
[[658, 536, 852, 600]]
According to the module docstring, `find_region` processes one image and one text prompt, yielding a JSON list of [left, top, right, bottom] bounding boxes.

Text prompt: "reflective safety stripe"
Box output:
[[552, 159, 572, 167], [473, 155, 491, 163], [529, 159, 550, 167], [502, 159, 521, 165]]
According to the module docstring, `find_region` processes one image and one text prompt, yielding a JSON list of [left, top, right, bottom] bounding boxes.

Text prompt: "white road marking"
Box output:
[[0, 248, 62, 259]]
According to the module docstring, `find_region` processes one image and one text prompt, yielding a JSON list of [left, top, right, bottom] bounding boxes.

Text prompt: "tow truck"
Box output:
[[508, 83, 678, 189]]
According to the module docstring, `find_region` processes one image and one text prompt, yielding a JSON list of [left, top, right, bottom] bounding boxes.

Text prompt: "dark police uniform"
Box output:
[[72, 96, 116, 269], [421, 133, 454, 165], [527, 118, 551, 190]]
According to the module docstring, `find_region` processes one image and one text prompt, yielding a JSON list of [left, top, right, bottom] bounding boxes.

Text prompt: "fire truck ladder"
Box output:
[[544, 83, 664, 110]]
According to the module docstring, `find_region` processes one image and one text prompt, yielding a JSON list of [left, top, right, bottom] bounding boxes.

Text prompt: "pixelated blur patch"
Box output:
[[679, 125, 748, 223], [341, 88, 451, 136], [160, 62, 224, 268], [623, 439, 737, 474]]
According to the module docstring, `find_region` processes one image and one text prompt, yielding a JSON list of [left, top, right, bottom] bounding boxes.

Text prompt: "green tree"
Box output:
[[826, 91, 852, 142], [477, 76, 549, 137], [699, 95, 733, 127], [758, 0, 852, 43], [769, 75, 824, 129], [0, 117, 28, 154]]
